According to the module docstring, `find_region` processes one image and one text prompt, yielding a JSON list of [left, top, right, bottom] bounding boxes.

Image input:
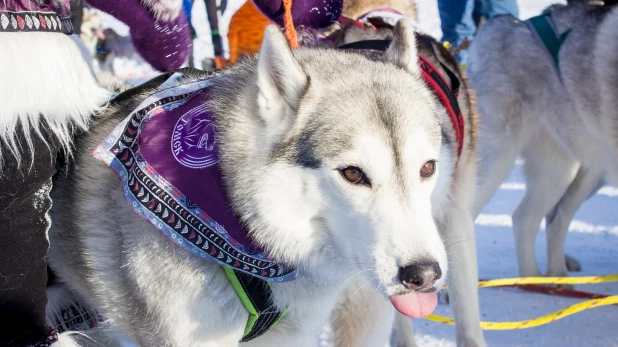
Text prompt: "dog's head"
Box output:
[[81, 8, 105, 40], [216, 20, 454, 317]]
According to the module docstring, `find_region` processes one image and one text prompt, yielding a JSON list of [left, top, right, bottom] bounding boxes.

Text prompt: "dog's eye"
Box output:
[[420, 160, 436, 178], [340, 166, 371, 187]]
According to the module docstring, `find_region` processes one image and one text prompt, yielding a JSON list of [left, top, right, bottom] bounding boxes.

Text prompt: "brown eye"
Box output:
[[340, 166, 371, 186], [420, 160, 436, 178]]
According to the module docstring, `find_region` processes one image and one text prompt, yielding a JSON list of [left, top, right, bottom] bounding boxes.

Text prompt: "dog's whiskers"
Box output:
[[445, 238, 475, 248], [348, 276, 378, 299]]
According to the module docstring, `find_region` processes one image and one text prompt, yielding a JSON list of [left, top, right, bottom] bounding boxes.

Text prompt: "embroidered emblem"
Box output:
[[171, 103, 220, 169]]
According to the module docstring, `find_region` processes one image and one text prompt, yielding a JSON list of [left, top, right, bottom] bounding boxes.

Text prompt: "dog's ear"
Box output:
[[257, 25, 308, 130], [385, 19, 420, 75]]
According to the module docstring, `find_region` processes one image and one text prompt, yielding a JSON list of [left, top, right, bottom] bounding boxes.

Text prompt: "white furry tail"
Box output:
[[0, 32, 111, 168]]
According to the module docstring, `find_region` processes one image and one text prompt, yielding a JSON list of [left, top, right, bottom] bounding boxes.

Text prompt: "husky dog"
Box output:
[[79, 7, 106, 58], [46, 19, 482, 346], [467, 0, 618, 280], [329, 19, 484, 347]]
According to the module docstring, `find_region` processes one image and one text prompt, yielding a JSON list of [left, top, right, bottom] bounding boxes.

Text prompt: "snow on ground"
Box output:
[[110, 0, 617, 346]]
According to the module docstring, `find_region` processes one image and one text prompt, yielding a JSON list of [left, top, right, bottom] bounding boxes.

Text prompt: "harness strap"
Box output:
[[338, 38, 465, 155], [418, 54, 464, 154], [525, 13, 571, 74], [223, 267, 287, 342]]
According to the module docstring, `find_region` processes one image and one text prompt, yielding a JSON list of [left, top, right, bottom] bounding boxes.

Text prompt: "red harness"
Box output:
[[336, 17, 465, 156], [418, 54, 464, 155]]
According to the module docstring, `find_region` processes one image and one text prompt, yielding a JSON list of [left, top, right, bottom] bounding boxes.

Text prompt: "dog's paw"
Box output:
[[565, 254, 582, 272], [545, 269, 574, 290]]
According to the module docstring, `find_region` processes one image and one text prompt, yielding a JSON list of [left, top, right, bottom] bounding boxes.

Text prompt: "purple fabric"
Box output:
[[0, 0, 71, 18], [87, 0, 191, 71], [138, 93, 256, 248], [252, 0, 342, 29]]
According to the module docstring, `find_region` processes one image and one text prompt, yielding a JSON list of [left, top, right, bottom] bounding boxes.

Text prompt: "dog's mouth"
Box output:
[[388, 287, 439, 319]]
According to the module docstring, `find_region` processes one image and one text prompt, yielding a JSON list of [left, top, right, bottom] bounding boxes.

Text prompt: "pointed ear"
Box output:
[[384, 18, 420, 75], [257, 25, 308, 128]]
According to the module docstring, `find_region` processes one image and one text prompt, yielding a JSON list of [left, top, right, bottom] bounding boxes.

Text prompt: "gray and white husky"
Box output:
[[331, 20, 484, 347], [48, 19, 482, 346], [467, 0, 618, 280]]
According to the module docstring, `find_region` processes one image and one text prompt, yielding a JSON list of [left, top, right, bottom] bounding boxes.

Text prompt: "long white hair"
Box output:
[[0, 32, 110, 168]]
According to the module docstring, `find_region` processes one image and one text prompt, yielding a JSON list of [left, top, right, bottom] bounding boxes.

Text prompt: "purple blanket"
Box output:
[[93, 75, 296, 282]]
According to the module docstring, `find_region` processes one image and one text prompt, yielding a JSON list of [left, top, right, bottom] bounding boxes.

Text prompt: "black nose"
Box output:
[[399, 262, 442, 290]]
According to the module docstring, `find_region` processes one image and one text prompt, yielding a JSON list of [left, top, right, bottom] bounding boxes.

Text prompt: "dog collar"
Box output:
[[338, 37, 464, 155]]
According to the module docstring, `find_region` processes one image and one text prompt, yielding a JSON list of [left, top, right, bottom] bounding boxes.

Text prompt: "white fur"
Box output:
[[257, 26, 308, 143], [0, 32, 110, 167], [384, 20, 421, 76]]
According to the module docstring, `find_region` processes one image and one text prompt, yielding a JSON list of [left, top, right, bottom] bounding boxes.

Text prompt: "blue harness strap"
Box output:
[[525, 13, 571, 75]]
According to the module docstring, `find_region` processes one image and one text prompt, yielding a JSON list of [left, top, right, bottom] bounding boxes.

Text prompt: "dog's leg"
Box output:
[[512, 140, 578, 277], [471, 134, 521, 218], [390, 312, 419, 347], [330, 278, 395, 347], [444, 207, 485, 347], [545, 167, 604, 278]]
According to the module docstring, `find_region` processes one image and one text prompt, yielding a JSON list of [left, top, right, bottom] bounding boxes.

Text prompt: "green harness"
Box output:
[[223, 267, 287, 342], [525, 12, 571, 74]]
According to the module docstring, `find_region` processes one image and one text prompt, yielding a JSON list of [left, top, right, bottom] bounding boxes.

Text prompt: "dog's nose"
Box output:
[[399, 262, 442, 290]]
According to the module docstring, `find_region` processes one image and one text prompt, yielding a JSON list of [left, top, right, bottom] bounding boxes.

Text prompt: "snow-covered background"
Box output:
[[102, 0, 618, 345]]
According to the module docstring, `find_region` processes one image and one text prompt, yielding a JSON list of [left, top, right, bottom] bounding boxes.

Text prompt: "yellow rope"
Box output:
[[425, 274, 618, 330], [476, 274, 618, 287]]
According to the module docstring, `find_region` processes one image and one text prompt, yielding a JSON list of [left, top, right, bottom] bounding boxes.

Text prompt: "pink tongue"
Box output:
[[389, 292, 438, 318]]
